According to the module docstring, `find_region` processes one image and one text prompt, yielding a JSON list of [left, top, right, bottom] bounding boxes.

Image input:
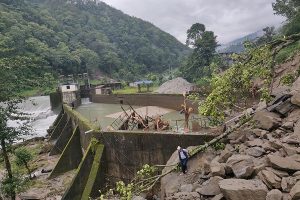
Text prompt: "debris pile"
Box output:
[[156, 77, 195, 94], [161, 76, 300, 200]]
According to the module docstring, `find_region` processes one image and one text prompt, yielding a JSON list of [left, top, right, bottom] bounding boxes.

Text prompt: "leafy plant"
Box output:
[[212, 142, 226, 151], [14, 147, 33, 179], [280, 73, 297, 86], [0, 174, 28, 199]]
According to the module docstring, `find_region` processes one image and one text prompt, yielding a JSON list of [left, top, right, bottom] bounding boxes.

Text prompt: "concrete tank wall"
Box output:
[[91, 94, 199, 113], [61, 105, 215, 183]]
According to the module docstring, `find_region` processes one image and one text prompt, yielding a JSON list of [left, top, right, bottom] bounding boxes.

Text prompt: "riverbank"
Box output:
[[0, 138, 75, 200]]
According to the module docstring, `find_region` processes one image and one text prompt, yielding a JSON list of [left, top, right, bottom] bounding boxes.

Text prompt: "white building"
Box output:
[[59, 84, 80, 104]]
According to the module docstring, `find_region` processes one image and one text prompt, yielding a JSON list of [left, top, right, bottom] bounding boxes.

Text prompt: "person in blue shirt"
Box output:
[[177, 146, 189, 174]]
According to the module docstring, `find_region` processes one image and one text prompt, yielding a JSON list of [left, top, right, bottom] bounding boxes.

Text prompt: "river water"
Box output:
[[8, 96, 58, 141]]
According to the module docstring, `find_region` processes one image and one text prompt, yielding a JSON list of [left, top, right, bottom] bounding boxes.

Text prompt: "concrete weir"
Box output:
[[48, 104, 215, 199]]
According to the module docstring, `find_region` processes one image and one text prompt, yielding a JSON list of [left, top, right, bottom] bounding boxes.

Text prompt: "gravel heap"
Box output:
[[156, 77, 194, 94]]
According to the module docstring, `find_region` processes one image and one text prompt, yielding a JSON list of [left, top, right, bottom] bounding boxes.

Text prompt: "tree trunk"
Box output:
[[0, 139, 16, 200], [25, 162, 32, 179]]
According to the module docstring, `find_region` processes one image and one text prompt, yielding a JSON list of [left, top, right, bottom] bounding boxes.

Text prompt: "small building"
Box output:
[[94, 85, 112, 95], [129, 80, 153, 87], [59, 83, 81, 106]]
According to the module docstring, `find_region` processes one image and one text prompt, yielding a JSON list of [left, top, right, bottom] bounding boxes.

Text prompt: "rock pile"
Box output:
[[161, 77, 300, 200], [155, 77, 195, 94]]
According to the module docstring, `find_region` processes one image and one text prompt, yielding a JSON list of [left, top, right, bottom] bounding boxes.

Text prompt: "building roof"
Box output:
[[134, 80, 153, 85]]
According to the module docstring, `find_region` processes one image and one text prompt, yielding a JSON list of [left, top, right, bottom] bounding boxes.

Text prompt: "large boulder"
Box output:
[[226, 155, 254, 178], [291, 76, 300, 93], [253, 110, 282, 130], [246, 147, 265, 157], [219, 179, 268, 200], [266, 189, 283, 200], [217, 148, 233, 163], [210, 160, 225, 177], [258, 170, 282, 189], [290, 181, 300, 200], [268, 155, 300, 172], [196, 176, 223, 196]]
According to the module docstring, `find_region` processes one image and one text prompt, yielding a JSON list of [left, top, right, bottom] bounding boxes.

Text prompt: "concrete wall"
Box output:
[[49, 92, 62, 111], [59, 105, 215, 183], [93, 131, 215, 184], [91, 94, 200, 112]]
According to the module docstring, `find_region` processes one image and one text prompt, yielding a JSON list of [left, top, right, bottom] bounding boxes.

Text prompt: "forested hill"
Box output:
[[0, 0, 189, 81]]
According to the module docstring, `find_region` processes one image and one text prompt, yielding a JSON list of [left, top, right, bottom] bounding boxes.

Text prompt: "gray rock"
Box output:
[[180, 184, 193, 193], [257, 101, 267, 111], [265, 167, 289, 178], [211, 194, 224, 200], [294, 120, 300, 140], [132, 196, 146, 200], [210, 160, 225, 177], [282, 144, 298, 156], [266, 189, 283, 200], [246, 138, 264, 147], [290, 181, 300, 200], [217, 148, 233, 163], [253, 110, 282, 130], [281, 177, 297, 192], [246, 147, 265, 157], [258, 170, 282, 189], [226, 155, 254, 178], [196, 176, 223, 196], [252, 129, 268, 138], [268, 155, 300, 172], [291, 77, 300, 94], [165, 192, 200, 200], [282, 121, 294, 130], [219, 179, 268, 200], [291, 93, 300, 107], [282, 134, 300, 145], [283, 193, 292, 200]]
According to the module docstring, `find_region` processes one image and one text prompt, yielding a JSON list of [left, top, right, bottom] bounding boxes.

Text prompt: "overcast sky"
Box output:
[[101, 0, 285, 44]]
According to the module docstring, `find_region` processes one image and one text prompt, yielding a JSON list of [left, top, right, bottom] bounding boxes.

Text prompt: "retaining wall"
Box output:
[[91, 94, 200, 112]]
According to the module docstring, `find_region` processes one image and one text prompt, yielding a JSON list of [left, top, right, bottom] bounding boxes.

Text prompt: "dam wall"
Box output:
[[48, 104, 215, 199], [91, 93, 200, 112]]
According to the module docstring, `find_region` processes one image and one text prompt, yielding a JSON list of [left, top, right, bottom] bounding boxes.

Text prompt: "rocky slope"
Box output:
[[161, 76, 300, 199]]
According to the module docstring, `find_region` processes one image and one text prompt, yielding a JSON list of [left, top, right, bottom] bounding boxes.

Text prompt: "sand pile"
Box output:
[[156, 77, 194, 94]]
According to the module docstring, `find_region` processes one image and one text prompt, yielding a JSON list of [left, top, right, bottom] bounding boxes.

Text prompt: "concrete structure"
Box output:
[[129, 80, 153, 87], [59, 83, 81, 105], [48, 104, 216, 199], [91, 93, 200, 113], [94, 85, 112, 95]]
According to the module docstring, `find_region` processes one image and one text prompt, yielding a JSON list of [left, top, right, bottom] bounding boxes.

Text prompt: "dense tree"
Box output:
[[273, 0, 300, 36], [256, 26, 276, 45], [181, 23, 218, 82], [272, 0, 300, 20], [0, 0, 189, 82]]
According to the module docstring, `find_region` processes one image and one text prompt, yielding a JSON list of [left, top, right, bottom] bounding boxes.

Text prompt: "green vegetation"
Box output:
[[180, 23, 218, 82], [0, 0, 189, 84], [14, 148, 34, 179], [275, 40, 300, 63]]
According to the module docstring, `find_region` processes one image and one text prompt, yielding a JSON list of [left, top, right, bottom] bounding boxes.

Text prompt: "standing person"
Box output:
[[180, 93, 193, 132], [177, 146, 189, 174]]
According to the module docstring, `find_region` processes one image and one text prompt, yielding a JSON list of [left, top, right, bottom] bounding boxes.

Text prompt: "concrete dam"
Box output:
[[47, 94, 216, 199]]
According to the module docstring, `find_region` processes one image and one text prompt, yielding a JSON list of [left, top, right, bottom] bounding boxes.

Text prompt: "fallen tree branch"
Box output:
[[131, 113, 253, 195]]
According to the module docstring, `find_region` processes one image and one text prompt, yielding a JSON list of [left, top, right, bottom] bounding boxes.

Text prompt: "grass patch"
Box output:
[[113, 86, 158, 94], [275, 40, 300, 64]]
